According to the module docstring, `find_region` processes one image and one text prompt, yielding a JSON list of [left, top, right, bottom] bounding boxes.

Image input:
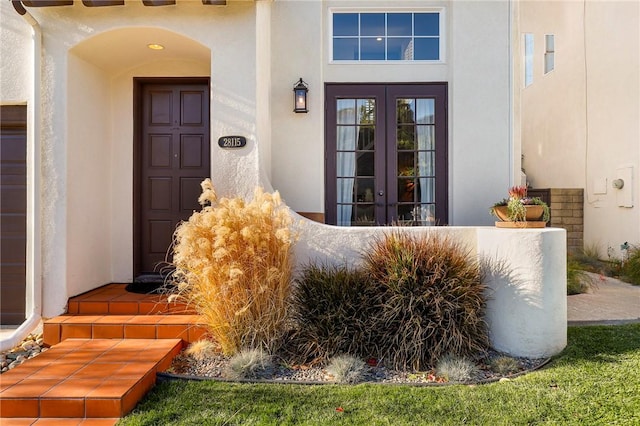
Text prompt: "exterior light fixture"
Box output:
[[293, 78, 309, 113], [147, 43, 164, 50]]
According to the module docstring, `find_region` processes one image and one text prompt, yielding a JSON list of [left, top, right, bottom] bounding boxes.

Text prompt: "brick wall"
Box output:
[[549, 188, 584, 253]]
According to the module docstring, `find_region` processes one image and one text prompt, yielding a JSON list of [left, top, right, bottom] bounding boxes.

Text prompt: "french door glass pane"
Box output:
[[336, 97, 376, 226], [416, 99, 435, 124], [396, 97, 436, 225], [418, 151, 434, 176], [417, 126, 435, 150], [337, 99, 356, 124]]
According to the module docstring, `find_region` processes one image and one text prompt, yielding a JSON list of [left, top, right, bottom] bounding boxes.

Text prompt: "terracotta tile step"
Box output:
[[0, 339, 182, 419], [43, 315, 208, 346], [66, 284, 194, 315], [3, 418, 119, 425]]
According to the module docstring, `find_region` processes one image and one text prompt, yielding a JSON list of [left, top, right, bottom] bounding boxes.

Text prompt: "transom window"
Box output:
[[332, 12, 441, 61]]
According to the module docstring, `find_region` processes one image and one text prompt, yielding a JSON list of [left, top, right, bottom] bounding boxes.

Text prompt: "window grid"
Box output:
[[333, 12, 441, 62]]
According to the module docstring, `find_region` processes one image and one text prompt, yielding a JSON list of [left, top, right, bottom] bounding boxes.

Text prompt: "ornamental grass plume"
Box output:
[[172, 179, 295, 355]]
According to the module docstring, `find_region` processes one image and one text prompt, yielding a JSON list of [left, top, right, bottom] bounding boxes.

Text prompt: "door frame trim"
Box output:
[[132, 77, 210, 277]]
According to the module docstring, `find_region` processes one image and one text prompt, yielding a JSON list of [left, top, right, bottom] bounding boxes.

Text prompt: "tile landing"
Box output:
[[1, 284, 205, 421]]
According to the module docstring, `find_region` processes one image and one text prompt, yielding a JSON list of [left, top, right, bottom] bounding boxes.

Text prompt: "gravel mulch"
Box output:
[[163, 347, 549, 385], [0, 332, 47, 373]]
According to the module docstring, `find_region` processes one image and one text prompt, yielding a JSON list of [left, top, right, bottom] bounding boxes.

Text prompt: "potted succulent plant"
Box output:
[[490, 186, 550, 228]]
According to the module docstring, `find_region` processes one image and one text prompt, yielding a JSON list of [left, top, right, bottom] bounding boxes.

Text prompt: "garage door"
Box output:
[[1, 105, 27, 325]]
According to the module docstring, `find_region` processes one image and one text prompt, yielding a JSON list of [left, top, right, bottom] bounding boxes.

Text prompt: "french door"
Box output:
[[325, 84, 447, 226]]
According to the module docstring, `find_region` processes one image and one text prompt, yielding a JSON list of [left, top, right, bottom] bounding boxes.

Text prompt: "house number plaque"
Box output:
[[218, 136, 247, 149]]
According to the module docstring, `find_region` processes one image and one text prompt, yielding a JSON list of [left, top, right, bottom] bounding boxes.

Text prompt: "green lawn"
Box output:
[[120, 324, 640, 425]]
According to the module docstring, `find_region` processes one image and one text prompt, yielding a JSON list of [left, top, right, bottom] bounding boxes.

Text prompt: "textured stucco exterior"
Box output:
[[518, 0, 640, 256]]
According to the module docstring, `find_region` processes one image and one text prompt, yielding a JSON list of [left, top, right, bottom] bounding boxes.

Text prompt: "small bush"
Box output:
[[225, 349, 274, 380], [621, 245, 640, 285], [184, 340, 218, 362], [326, 355, 366, 384], [289, 263, 381, 363], [172, 179, 295, 355], [435, 354, 479, 382], [490, 356, 520, 375], [362, 232, 488, 370], [573, 244, 620, 277], [567, 257, 596, 295]]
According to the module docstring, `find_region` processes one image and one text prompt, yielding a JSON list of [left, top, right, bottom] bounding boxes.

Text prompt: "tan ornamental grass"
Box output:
[[172, 179, 295, 355]]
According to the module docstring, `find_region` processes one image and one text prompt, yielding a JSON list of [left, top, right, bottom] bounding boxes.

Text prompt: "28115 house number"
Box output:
[[217, 136, 247, 149]]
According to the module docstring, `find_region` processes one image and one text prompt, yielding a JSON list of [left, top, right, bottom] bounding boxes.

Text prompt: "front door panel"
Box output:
[[137, 81, 210, 274]]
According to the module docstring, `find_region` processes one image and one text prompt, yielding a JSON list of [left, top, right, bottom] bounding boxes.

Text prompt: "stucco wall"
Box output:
[[270, 1, 513, 225], [519, 0, 640, 256], [582, 0, 639, 256], [67, 54, 112, 297], [0, 2, 31, 103], [449, 0, 511, 225]]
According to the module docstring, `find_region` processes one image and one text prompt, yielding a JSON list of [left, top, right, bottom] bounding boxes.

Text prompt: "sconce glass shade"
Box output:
[[293, 78, 309, 113]]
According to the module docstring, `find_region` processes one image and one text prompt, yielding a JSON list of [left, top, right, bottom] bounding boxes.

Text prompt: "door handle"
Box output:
[[378, 190, 384, 196]]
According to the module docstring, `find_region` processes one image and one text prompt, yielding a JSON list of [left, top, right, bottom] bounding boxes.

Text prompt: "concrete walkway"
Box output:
[[567, 273, 640, 326]]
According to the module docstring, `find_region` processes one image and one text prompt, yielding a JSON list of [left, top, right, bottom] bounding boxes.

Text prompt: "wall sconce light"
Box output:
[[293, 78, 309, 113]]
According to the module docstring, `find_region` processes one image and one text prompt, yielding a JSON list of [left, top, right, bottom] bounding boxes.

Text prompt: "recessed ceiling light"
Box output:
[[147, 44, 164, 50]]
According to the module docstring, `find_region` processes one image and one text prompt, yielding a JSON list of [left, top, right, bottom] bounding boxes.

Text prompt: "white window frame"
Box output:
[[329, 7, 446, 64]]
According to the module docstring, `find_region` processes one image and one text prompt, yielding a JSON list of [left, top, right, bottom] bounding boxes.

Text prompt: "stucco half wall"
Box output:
[[294, 219, 567, 358]]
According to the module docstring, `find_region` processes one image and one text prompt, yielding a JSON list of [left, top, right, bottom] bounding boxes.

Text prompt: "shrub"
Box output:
[[490, 356, 520, 375], [326, 355, 366, 384], [362, 231, 488, 370], [435, 354, 479, 382], [289, 263, 381, 364], [621, 245, 640, 285], [225, 349, 274, 380], [184, 339, 218, 362], [567, 257, 596, 295], [172, 179, 295, 355]]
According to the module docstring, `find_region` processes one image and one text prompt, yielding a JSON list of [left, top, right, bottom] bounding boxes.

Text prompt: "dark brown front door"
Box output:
[[135, 79, 210, 276], [1, 106, 27, 324]]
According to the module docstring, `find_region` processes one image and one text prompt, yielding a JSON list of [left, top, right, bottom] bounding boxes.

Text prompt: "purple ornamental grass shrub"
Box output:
[[363, 231, 488, 370], [288, 263, 382, 364]]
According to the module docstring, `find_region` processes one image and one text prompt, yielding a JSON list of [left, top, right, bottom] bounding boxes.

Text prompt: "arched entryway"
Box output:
[[67, 27, 211, 289]]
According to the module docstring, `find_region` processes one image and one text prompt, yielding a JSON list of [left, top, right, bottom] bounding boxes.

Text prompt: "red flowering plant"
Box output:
[[490, 185, 550, 222]]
